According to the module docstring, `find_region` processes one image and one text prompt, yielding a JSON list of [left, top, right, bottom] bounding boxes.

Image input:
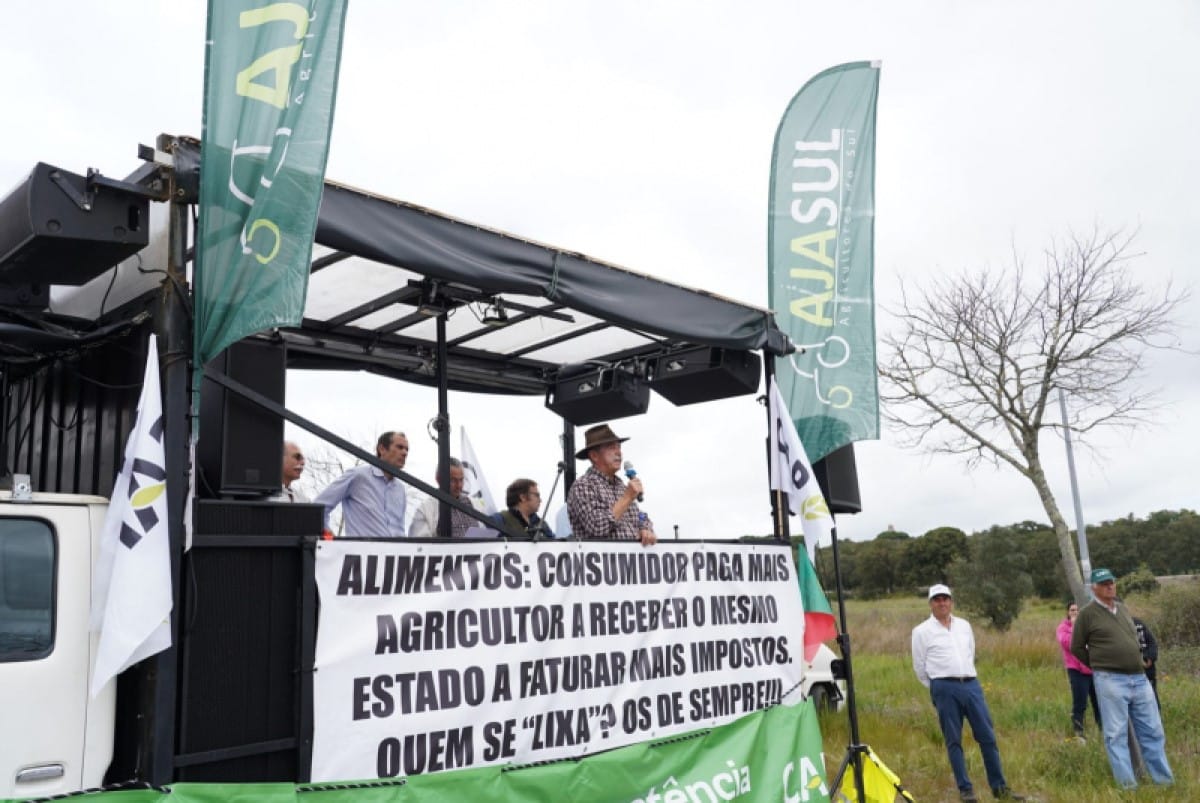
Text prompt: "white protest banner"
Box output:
[[311, 539, 804, 782]]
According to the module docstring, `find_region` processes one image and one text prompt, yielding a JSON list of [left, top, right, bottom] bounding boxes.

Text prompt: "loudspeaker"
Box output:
[[178, 503, 317, 781], [198, 340, 286, 497], [647, 347, 761, 405], [0, 162, 149, 286], [545, 366, 650, 425], [812, 443, 862, 514]]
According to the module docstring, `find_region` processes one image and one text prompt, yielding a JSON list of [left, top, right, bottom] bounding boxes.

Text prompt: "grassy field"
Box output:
[[815, 595, 1197, 802]]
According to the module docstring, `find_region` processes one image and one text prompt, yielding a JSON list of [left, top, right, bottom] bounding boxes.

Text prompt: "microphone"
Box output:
[[623, 461, 644, 502]]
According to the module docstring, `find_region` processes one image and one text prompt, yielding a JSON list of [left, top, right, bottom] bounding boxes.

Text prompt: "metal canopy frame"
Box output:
[[280, 177, 790, 398], [274, 173, 792, 537]]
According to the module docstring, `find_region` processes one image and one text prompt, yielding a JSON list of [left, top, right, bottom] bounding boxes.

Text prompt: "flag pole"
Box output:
[[148, 140, 191, 783], [763, 350, 790, 541]]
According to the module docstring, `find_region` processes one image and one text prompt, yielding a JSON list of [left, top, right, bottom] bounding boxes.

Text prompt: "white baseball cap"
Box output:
[[928, 584, 953, 599]]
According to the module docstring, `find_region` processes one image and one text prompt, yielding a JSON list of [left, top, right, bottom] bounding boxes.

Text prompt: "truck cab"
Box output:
[[0, 490, 115, 800]]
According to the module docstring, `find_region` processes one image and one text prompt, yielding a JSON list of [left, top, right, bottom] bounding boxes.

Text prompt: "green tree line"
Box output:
[[813, 509, 1200, 605]]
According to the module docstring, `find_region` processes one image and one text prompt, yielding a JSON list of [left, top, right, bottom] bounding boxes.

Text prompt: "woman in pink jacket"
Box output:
[[1057, 601, 1102, 739]]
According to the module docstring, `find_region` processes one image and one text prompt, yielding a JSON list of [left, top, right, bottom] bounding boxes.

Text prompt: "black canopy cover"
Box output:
[[3, 140, 789, 398], [294, 180, 788, 395]]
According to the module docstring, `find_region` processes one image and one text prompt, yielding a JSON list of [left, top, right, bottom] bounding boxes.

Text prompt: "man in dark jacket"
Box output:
[[1071, 569, 1173, 790], [1132, 616, 1159, 708], [495, 478, 554, 538]]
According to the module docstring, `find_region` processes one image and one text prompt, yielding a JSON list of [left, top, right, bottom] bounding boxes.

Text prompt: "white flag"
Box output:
[[90, 334, 173, 697], [460, 427, 498, 515], [768, 377, 833, 562]]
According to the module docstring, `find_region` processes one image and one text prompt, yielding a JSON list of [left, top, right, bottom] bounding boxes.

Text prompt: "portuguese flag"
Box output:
[[797, 548, 837, 661]]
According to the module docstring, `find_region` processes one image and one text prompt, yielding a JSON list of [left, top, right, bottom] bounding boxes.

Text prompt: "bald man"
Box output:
[[274, 440, 309, 502]]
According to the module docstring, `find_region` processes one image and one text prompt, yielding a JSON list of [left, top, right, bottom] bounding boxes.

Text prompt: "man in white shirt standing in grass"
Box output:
[[912, 584, 1026, 802]]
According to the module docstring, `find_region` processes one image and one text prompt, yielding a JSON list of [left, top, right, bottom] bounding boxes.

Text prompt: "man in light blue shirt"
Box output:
[[315, 431, 410, 538]]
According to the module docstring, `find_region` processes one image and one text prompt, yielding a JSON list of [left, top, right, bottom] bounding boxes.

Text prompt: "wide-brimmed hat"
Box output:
[[575, 424, 629, 460], [1090, 568, 1116, 584]]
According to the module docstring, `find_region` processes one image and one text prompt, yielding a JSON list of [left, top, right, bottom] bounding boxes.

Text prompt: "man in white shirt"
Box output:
[[409, 457, 489, 538], [911, 584, 1025, 802], [273, 440, 309, 502]]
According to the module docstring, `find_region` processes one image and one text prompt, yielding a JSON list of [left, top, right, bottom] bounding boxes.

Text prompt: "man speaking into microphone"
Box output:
[[566, 423, 657, 545]]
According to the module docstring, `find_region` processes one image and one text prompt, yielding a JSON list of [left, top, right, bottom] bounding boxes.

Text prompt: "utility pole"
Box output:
[[1059, 388, 1092, 583]]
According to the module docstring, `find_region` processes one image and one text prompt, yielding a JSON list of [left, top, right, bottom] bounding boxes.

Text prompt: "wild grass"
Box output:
[[816, 596, 1198, 802]]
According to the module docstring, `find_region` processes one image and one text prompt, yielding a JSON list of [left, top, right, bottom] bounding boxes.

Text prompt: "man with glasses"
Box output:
[[495, 478, 555, 538], [1071, 568, 1173, 790], [274, 440, 309, 502]]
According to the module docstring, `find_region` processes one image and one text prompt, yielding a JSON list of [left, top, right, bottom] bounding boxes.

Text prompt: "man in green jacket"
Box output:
[[1070, 568, 1172, 790], [495, 478, 554, 538]]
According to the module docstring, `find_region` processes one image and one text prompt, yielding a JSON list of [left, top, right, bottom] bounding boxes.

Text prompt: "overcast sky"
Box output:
[[3, 1, 1196, 544]]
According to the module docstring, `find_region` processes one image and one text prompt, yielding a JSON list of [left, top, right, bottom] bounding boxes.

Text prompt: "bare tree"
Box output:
[[297, 441, 363, 537], [879, 227, 1185, 603]]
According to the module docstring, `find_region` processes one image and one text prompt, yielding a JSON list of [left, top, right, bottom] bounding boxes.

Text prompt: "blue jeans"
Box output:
[[1067, 668, 1101, 734], [931, 677, 1007, 794], [1093, 670, 1173, 788]]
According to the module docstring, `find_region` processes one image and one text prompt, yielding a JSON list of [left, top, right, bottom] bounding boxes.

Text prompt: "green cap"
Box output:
[[1090, 568, 1116, 584]]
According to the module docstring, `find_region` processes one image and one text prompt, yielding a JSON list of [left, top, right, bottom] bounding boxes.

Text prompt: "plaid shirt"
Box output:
[[567, 466, 653, 539], [410, 493, 484, 538]]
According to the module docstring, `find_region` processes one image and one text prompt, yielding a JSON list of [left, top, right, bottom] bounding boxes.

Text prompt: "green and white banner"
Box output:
[[312, 540, 806, 782], [194, 0, 348, 367], [18, 700, 829, 802], [768, 61, 881, 463]]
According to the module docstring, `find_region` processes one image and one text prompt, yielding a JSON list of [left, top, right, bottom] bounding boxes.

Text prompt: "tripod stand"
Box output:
[[821, 518, 915, 803]]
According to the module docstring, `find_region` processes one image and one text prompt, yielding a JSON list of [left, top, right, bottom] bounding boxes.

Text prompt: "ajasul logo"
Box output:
[[118, 414, 166, 549], [628, 760, 751, 803]]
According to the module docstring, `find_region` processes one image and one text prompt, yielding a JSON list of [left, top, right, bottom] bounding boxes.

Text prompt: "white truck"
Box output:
[[0, 491, 115, 798]]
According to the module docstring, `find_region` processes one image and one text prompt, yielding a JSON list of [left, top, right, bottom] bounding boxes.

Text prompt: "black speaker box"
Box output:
[[198, 340, 286, 497], [193, 498, 323, 538], [648, 347, 761, 405], [0, 162, 149, 285], [545, 366, 650, 425], [176, 526, 309, 781], [812, 443, 862, 514]]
